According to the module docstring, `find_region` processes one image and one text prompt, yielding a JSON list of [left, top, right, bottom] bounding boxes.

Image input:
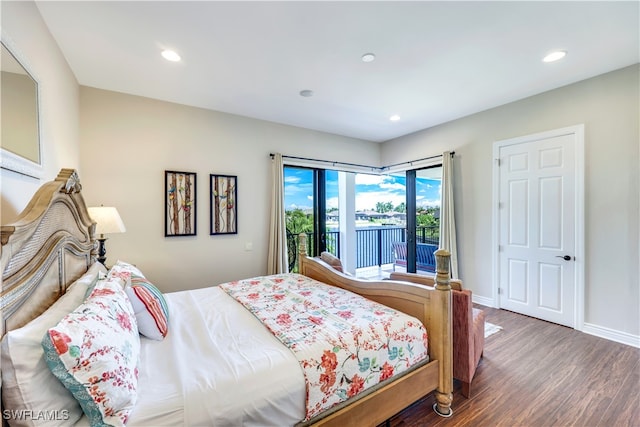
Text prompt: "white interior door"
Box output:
[[494, 126, 583, 328]]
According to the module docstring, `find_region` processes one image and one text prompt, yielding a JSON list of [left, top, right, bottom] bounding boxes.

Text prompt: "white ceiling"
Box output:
[[35, 1, 639, 142]]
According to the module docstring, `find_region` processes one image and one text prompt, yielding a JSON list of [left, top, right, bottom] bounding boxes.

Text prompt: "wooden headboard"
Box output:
[[0, 169, 97, 336]]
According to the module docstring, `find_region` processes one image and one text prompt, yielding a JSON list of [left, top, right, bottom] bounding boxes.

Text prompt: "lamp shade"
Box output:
[[88, 206, 126, 235]]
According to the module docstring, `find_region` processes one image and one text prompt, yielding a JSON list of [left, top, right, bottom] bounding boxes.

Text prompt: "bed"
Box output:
[[0, 169, 453, 426]]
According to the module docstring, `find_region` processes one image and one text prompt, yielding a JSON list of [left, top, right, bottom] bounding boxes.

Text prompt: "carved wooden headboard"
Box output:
[[0, 169, 97, 336]]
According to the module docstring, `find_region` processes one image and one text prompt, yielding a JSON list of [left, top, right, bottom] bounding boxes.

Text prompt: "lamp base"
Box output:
[[97, 237, 108, 266]]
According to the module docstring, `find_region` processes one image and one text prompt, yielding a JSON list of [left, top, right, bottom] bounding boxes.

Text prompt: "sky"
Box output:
[[284, 168, 442, 212]]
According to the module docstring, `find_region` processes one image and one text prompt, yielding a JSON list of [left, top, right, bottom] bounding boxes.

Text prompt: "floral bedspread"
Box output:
[[219, 273, 429, 420]]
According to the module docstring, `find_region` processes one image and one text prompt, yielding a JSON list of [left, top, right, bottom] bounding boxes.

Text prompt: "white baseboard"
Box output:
[[472, 294, 496, 308], [582, 323, 640, 348]]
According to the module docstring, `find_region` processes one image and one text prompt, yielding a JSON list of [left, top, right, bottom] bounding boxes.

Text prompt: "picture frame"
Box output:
[[165, 170, 196, 237], [210, 174, 237, 235]]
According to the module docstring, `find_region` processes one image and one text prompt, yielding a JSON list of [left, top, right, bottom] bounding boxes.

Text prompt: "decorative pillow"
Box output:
[[107, 259, 146, 281], [42, 277, 140, 427], [0, 262, 107, 427], [320, 251, 344, 272], [125, 275, 170, 340]]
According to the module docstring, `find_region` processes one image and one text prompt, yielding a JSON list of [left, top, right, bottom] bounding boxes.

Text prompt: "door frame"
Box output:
[[492, 124, 585, 330]]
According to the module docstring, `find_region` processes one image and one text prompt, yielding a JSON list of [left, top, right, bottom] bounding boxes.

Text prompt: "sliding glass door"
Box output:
[[283, 163, 442, 276], [284, 166, 336, 272], [406, 166, 442, 273]]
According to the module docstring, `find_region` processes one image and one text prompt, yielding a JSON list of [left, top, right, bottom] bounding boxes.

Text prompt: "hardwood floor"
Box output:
[[380, 307, 640, 427]]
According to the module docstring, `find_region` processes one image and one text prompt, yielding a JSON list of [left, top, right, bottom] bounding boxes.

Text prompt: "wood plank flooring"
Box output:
[[379, 307, 640, 427]]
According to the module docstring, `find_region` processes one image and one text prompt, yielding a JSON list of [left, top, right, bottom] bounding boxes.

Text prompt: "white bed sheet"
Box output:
[[76, 286, 306, 427]]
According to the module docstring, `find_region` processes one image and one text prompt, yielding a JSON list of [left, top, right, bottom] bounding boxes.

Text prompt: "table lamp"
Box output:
[[88, 206, 126, 266]]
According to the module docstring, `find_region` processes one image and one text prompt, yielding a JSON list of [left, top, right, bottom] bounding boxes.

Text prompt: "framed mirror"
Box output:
[[1, 37, 42, 179]]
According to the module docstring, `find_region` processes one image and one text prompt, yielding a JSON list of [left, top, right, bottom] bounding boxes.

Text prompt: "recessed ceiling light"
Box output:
[[389, 114, 401, 122], [161, 49, 181, 62], [299, 89, 314, 97], [543, 50, 567, 63], [361, 53, 376, 63]]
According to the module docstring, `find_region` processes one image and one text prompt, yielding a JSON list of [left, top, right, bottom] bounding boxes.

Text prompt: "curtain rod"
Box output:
[[270, 152, 454, 172], [269, 154, 380, 171], [381, 152, 454, 171]]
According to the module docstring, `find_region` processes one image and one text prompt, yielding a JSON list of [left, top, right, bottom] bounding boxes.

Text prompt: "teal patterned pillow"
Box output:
[[42, 277, 140, 427]]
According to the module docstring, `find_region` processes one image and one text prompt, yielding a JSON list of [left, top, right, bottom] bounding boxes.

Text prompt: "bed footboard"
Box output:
[[297, 234, 453, 422]]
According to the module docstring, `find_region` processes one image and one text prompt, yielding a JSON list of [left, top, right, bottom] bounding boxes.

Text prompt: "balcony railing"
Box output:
[[287, 226, 439, 272]]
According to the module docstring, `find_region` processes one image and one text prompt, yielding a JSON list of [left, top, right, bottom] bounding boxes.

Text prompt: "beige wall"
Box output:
[[0, 1, 80, 222], [79, 87, 379, 291], [381, 65, 640, 337]]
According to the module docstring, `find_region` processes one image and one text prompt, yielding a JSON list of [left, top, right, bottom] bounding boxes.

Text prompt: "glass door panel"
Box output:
[[325, 170, 340, 257], [414, 166, 442, 273], [353, 172, 406, 275], [284, 167, 315, 272], [284, 166, 336, 272]]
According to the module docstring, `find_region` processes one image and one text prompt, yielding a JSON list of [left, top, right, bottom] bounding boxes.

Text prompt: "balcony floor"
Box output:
[[355, 264, 395, 280], [355, 264, 435, 280]]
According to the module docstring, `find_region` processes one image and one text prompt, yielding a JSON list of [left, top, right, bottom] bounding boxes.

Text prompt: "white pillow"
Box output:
[[0, 263, 106, 427]]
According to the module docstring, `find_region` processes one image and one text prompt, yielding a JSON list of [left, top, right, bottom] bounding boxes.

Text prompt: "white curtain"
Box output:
[[267, 153, 289, 274], [439, 151, 459, 279]]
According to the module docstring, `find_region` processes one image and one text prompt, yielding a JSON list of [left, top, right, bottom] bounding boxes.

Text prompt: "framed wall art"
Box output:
[[165, 170, 196, 237], [210, 174, 237, 235]]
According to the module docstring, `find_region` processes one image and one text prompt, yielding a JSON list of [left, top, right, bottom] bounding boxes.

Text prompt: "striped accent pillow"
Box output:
[[125, 275, 169, 340]]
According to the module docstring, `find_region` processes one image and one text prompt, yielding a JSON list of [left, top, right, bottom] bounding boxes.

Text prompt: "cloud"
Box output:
[[327, 196, 339, 209], [357, 174, 405, 194], [284, 179, 313, 198], [417, 197, 441, 207], [356, 191, 405, 211], [355, 174, 387, 185], [379, 181, 405, 191]]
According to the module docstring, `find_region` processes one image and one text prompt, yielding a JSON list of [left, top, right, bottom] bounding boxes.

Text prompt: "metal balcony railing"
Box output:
[[287, 226, 439, 272]]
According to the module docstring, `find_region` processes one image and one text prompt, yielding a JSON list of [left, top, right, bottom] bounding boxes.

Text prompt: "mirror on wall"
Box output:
[[1, 40, 42, 178]]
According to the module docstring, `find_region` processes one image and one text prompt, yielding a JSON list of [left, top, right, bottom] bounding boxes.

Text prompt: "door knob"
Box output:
[[556, 255, 572, 261]]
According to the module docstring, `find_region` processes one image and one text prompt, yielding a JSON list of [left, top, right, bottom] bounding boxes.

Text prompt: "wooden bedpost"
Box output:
[[298, 233, 308, 257], [297, 233, 309, 275], [433, 248, 453, 417]]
